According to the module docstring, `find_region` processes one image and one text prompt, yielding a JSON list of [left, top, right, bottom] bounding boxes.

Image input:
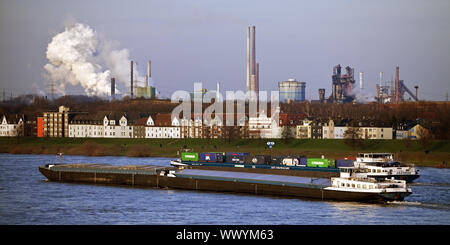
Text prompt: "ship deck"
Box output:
[[48, 163, 174, 175], [176, 169, 331, 189]]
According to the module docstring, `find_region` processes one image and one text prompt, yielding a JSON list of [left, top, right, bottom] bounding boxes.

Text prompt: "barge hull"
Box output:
[[185, 164, 340, 178], [38, 166, 393, 203]]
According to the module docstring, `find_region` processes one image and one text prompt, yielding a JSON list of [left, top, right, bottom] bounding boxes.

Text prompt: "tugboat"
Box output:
[[354, 153, 420, 182]]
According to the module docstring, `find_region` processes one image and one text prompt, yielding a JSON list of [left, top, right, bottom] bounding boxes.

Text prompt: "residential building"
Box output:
[[334, 119, 351, 139], [68, 114, 104, 138], [249, 112, 273, 138], [296, 118, 312, 139], [322, 119, 335, 139], [103, 113, 133, 138], [0, 115, 24, 136], [43, 106, 71, 137], [146, 113, 181, 138], [358, 121, 393, 140]]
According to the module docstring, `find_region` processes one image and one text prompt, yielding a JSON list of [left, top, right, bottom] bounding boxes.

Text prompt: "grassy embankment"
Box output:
[[1, 137, 449, 167]]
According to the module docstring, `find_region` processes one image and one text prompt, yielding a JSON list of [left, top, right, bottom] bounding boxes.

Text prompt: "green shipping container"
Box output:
[[181, 152, 199, 162], [329, 159, 336, 168], [306, 158, 329, 168]]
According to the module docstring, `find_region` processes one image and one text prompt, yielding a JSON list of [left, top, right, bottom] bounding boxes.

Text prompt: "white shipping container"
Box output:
[[282, 158, 299, 166]]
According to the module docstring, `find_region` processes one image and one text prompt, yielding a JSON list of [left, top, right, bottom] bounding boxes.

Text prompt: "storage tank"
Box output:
[[181, 152, 199, 162], [278, 79, 306, 102]]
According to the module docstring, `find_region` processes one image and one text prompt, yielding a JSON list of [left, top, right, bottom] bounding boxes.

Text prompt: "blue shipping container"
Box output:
[[199, 152, 217, 162], [300, 157, 307, 166], [225, 152, 249, 163], [336, 159, 355, 168]]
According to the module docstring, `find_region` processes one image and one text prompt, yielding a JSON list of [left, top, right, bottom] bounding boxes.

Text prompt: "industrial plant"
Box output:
[[110, 59, 157, 100], [375, 66, 419, 104]]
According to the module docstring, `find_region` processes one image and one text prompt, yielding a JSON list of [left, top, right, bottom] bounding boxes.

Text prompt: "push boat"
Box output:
[[354, 153, 420, 182], [325, 167, 412, 201]]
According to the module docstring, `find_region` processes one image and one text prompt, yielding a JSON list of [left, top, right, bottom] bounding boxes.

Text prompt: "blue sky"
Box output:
[[0, 0, 449, 100]]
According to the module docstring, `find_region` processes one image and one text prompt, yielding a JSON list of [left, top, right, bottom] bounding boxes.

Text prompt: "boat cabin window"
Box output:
[[377, 169, 381, 173], [352, 184, 355, 188], [357, 184, 361, 188], [363, 184, 367, 189], [341, 183, 345, 187], [346, 183, 350, 187]]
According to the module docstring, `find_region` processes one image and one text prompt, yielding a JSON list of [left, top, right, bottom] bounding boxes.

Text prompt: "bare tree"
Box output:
[[344, 127, 364, 149]]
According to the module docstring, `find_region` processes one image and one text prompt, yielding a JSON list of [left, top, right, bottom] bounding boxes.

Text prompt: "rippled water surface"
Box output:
[[0, 154, 449, 225]]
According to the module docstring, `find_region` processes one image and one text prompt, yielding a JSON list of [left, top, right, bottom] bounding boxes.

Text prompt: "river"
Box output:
[[0, 154, 449, 225]]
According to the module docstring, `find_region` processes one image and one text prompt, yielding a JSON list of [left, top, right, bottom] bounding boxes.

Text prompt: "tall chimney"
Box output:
[[111, 77, 115, 98], [246, 27, 250, 93], [359, 72, 363, 91], [130, 60, 134, 98], [379, 72, 383, 85], [216, 82, 220, 102], [250, 25, 256, 100], [147, 60, 151, 78], [319, 89, 325, 101], [252, 26, 256, 77], [256, 62, 259, 97], [395, 66, 399, 103], [414, 85, 419, 101]]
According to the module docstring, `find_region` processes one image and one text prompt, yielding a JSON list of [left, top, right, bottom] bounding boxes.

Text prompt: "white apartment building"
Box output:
[[0, 115, 24, 137], [103, 114, 133, 138], [145, 114, 181, 138]]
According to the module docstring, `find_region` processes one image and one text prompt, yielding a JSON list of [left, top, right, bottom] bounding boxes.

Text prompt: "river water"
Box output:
[[0, 154, 449, 225]]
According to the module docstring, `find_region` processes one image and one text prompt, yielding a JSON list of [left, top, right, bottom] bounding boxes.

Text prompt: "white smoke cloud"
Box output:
[[44, 22, 142, 97], [351, 87, 375, 103]]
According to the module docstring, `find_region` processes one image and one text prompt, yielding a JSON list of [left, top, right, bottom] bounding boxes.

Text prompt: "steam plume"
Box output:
[[44, 22, 142, 96]]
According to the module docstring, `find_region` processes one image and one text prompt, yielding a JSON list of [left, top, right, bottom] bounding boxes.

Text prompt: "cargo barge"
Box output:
[[172, 152, 420, 182], [39, 163, 411, 203], [171, 152, 341, 178]]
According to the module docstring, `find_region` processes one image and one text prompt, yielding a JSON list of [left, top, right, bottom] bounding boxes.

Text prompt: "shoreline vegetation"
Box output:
[[1, 137, 449, 168]]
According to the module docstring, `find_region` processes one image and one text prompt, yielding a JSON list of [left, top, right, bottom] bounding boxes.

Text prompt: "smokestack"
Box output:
[[111, 77, 115, 98], [216, 82, 220, 102], [379, 72, 383, 85], [319, 89, 325, 101], [395, 66, 399, 103], [376, 84, 380, 102], [414, 85, 419, 101], [130, 60, 134, 98], [359, 72, 363, 91], [147, 60, 151, 78], [256, 63, 259, 97], [246, 27, 250, 93], [252, 26, 256, 77]]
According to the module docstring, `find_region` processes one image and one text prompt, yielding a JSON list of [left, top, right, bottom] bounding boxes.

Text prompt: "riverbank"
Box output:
[[1, 137, 449, 168]]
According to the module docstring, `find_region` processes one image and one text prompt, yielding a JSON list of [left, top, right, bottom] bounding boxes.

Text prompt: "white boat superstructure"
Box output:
[[355, 153, 394, 165], [354, 153, 420, 182], [324, 168, 412, 201]]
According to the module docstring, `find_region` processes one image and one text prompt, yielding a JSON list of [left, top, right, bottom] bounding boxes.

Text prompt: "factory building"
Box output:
[[375, 66, 418, 104], [278, 79, 306, 102], [329, 64, 355, 103], [135, 60, 157, 99]]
